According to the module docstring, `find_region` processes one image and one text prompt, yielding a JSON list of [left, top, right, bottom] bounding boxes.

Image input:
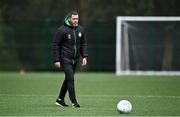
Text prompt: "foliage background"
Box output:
[[0, 0, 180, 71]]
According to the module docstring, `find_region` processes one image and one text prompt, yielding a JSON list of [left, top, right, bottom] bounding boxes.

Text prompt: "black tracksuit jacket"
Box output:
[[52, 18, 88, 65]]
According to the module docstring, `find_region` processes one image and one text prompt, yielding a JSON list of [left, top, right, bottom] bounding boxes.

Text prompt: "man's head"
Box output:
[[67, 11, 79, 27]]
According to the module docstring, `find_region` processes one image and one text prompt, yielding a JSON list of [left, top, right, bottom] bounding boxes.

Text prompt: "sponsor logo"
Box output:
[[68, 34, 71, 39]]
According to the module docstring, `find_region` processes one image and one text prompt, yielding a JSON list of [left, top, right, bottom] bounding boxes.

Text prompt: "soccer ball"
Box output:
[[117, 100, 132, 114]]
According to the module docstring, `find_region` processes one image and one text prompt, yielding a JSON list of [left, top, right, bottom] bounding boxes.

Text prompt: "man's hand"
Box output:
[[54, 62, 61, 68], [82, 58, 88, 66]]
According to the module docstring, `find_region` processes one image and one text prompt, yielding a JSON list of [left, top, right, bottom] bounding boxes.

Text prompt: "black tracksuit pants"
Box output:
[[58, 63, 77, 103]]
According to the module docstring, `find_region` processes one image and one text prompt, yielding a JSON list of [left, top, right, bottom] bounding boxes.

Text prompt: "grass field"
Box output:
[[0, 72, 180, 116]]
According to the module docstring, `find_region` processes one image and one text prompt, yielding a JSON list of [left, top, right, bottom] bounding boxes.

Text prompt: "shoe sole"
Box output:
[[72, 105, 80, 108], [55, 102, 64, 108], [72, 106, 80, 108]]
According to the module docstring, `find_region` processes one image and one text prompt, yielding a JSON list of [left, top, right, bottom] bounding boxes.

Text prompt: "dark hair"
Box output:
[[67, 11, 78, 18]]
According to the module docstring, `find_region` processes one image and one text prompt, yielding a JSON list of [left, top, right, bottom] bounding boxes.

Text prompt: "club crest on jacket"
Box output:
[[78, 32, 82, 38]]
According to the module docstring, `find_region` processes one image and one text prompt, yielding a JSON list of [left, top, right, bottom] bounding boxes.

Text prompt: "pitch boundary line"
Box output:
[[0, 94, 180, 98]]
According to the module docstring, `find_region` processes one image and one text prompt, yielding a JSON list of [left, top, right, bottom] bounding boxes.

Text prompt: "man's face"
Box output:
[[69, 14, 79, 27]]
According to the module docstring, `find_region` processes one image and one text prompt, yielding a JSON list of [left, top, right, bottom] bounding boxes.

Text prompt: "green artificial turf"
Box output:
[[0, 72, 180, 116]]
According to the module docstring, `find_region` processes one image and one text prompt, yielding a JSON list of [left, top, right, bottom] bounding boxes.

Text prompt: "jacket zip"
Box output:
[[72, 28, 77, 64]]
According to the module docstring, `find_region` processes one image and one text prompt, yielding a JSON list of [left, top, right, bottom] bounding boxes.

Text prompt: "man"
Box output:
[[52, 11, 88, 108]]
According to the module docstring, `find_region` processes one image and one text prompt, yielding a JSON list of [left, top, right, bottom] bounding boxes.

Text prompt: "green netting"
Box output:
[[122, 21, 180, 71], [0, 20, 115, 71]]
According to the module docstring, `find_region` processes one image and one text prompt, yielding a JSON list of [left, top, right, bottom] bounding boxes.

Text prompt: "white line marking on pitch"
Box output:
[[0, 94, 180, 98]]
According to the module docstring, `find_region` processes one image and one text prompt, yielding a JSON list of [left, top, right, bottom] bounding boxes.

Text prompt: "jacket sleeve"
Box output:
[[80, 28, 88, 58], [52, 29, 63, 63]]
